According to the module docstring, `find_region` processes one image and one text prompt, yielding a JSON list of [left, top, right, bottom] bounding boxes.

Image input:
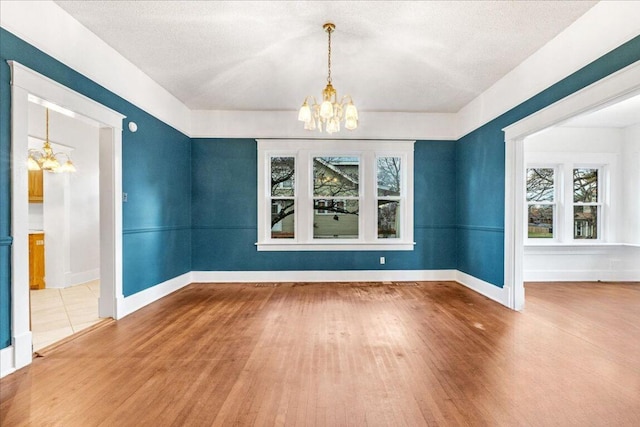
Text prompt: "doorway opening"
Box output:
[[10, 61, 125, 370], [503, 61, 640, 310], [26, 100, 104, 351]]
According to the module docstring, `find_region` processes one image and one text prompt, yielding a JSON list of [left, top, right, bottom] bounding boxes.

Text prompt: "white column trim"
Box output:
[[9, 83, 31, 369], [8, 61, 125, 372]]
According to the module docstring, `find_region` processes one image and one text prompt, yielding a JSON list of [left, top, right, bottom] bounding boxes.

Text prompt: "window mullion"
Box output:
[[297, 149, 311, 243], [362, 151, 375, 242]]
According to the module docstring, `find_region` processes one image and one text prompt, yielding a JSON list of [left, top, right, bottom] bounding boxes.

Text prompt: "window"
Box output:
[[257, 140, 415, 251], [573, 168, 599, 239], [269, 156, 295, 239], [526, 168, 555, 239], [525, 153, 611, 243], [378, 156, 402, 239]]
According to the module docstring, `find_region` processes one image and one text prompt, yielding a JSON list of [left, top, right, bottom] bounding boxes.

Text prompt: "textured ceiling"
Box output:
[[54, 1, 597, 113]]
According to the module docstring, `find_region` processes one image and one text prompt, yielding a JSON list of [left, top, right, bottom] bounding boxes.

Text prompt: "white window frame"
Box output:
[[525, 165, 559, 241], [571, 165, 602, 240], [257, 139, 415, 251], [524, 152, 616, 245]]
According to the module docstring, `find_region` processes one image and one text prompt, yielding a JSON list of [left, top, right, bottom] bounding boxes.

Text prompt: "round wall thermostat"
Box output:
[[128, 122, 138, 132]]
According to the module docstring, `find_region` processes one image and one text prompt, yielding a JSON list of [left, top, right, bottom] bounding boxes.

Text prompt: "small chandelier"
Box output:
[[298, 22, 358, 134], [27, 108, 76, 173]]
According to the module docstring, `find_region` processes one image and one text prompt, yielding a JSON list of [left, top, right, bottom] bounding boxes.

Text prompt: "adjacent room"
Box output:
[[0, 1, 639, 425], [26, 101, 103, 351]]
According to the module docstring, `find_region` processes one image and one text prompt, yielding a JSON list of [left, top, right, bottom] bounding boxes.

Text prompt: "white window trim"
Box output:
[[257, 140, 415, 251], [525, 165, 559, 242], [524, 152, 617, 245]]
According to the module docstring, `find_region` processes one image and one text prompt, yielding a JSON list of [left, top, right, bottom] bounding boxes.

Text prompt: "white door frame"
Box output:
[[9, 61, 125, 370], [503, 60, 640, 311]]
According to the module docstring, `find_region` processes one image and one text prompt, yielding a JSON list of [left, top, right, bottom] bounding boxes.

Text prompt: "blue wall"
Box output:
[[191, 139, 457, 271], [0, 28, 192, 348], [456, 34, 640, 287]]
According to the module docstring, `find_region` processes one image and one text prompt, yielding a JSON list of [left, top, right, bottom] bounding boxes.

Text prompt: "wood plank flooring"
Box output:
[[1, 281, 639, 426]]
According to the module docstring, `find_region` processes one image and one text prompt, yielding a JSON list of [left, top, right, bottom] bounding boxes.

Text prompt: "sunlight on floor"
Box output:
[[30, 280, 101, 351]]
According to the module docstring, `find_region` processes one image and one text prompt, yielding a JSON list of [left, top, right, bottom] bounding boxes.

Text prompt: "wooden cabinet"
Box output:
[[29, 233, 45, 290], [28, 169, 44, 203]]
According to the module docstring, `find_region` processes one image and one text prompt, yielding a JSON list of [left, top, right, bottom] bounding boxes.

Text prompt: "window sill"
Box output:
[[256, 241, 416, 251], [524, 241, 627, 247]]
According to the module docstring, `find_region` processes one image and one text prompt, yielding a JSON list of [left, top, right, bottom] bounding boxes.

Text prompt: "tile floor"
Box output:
[[30, 280, 101, 351]]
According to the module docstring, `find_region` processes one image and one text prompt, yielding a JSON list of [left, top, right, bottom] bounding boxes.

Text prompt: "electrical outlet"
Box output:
[[123, 192, 128, 202], [380, 256, 385, 265]]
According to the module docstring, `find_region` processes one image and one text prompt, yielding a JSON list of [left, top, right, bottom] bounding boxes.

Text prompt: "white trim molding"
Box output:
[[9, 61, 125, 373], [503, 60, 640, 311], [524, 270, 640, 283], [456, 271, 511, 308], [120, 272, 193, 318], [191, 110, 457, 140], [0, 346, 15, 378], [256, 139, 415, 251], [192, 270, 456, 283]]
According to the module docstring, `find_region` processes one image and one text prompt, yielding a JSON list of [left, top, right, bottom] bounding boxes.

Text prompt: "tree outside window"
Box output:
[[526, 168, 555, 238], [573, 168, 599, 239]]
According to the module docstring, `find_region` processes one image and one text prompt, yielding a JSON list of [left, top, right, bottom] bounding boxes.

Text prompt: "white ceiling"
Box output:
[[560, 93, 640, 128], [54, 1, 597, 113]]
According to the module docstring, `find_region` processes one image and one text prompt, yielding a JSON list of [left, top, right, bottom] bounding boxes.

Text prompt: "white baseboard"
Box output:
[[1, 346, 15, 378], [524, 270, 640, 282], [65, 268, 100, 287], [120, 272, 192, 318], [191, 269, 457, 283], [456, 270, 511, 308], [1, 330, 33, 379]]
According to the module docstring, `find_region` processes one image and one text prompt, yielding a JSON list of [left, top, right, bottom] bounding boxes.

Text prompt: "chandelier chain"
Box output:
[[327, 27, 332, 84], [45, 108, 49, 145]]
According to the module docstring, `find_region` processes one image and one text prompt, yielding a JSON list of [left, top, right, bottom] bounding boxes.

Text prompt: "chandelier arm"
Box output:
[[52, 152, 71, 161], [303, 95, 319, 106], [340, 95, 354, 104]]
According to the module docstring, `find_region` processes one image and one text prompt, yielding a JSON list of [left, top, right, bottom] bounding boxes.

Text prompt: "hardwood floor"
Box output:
[[1, 281, 639, 426]]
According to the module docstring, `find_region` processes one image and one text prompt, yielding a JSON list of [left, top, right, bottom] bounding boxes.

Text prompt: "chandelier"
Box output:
[[298, 23, 358, 134], [27, 108, 76, 173]]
